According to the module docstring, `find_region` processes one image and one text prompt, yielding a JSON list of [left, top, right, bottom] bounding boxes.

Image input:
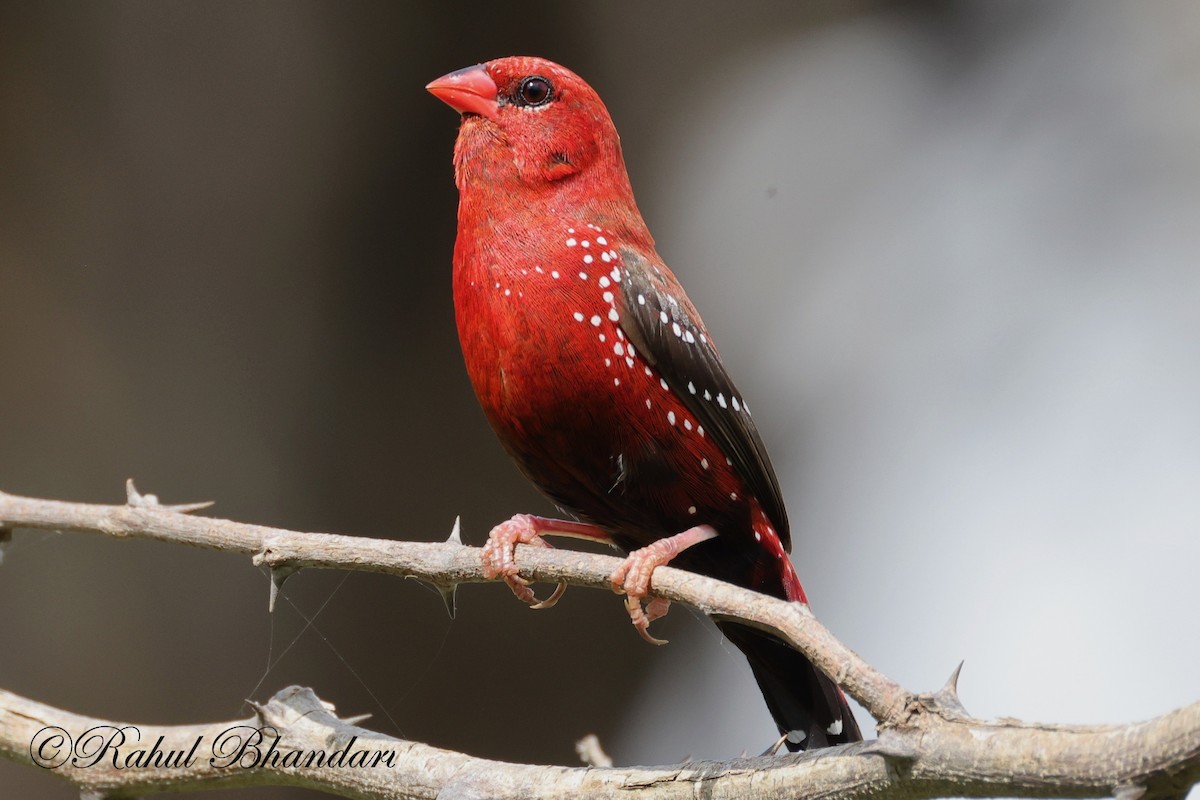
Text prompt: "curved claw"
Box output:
[[530, 581, 567, 610], [626, 595, 669, 645]]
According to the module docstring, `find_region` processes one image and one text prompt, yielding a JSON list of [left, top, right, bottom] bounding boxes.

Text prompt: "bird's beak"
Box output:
[[427, 65, 499, 120]]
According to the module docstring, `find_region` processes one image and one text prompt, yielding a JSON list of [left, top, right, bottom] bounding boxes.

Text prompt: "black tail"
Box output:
[[716, 619, 862, 750]]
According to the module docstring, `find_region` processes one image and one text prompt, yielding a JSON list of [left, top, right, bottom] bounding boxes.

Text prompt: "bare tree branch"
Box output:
[[1, 486, 1198, 800]]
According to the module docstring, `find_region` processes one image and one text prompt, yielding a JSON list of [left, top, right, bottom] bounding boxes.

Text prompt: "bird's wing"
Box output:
[[617, 247, 791, 551]]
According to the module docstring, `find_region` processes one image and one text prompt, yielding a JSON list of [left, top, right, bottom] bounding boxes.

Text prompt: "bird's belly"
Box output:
[[457, 269, 750, 546]]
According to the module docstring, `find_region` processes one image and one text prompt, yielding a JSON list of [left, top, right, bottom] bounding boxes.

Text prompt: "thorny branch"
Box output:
[[0, 484, 1197, 800]]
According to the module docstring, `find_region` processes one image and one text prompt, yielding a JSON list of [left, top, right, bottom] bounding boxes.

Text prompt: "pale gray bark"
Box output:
[[0, 485, 1196, 800]]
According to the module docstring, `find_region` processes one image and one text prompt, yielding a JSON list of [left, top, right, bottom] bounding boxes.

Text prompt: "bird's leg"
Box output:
[[481, 514, 613, 609], [610, 524, 718, 645]]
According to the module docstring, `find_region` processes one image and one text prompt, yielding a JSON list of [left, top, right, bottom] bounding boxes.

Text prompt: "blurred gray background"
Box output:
[[2, 2, 1197, 798]]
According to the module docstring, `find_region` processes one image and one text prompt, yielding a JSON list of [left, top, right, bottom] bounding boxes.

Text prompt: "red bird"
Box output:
[[428, 56, 860, 750]]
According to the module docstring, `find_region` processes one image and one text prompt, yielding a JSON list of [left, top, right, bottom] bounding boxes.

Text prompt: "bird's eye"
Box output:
[[515, 76, 553, 107]]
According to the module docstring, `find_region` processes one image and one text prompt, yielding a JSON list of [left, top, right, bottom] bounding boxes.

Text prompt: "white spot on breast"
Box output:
[[667, 411, 676, 425], [625, 357, 634, 368], [568, 227, 576, 233], [614, 341, 624, 356], [608, 308, 619, 322], [732, 397, 741, 411], [645, 398, 652, 409], [717, 393, 727, 408], [610, 266, 622, 281], [494, 282, 501, 289], [637, 294, 646, 306], [604, 358, 611, 366], [596, 236, 607, 245], [684, 331, 696, 344], [598, 275, 610, 288], [754, 531, 762, 542], [614, 377, 620, 386], [583, 254, 593, 264], [698, 426, 705, 437], [645, 366, 653, 376], [573, 312, 584, 322], [730, 492, 738, 500], [551, 270, 560, 279], [659, 378, 669, 390], [688, 381, 696, 394], [566, 238, 577, 247], [659, 310, 669, 324], [601, 251, 612, 263], [701, 458, 709, 470], [787, 730, 807, 745], [700, 333, 708, 344], [827, 719, 843, 736], [726, 457, 733, 466], [603, 291, 614, 303], [581, 240, 590, 248], [599, 333, 606, 342], [590, 315, 602, 327], [688, 505, 697, 515], [535, 266, 544, 273], [579, 271, 588, 280], [616, 328, 624, 340], [703, 390, 712, 401], [683, 419, 692, 430], [672, 322, 682, 338], [504, 289, 511, 296]]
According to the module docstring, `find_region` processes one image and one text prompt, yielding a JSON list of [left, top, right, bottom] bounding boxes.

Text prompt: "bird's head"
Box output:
[[428, 56, 635, 206]]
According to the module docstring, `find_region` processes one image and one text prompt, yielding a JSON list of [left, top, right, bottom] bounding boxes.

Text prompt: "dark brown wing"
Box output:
[[617, 247, 791, 551]]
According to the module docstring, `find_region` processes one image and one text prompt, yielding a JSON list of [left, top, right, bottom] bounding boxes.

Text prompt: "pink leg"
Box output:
[[482, 514, 612, 609], [609, 525, 718, 645]]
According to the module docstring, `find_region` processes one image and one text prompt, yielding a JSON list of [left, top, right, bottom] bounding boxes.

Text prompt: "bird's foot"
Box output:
[[609, 524, 718, 645], [481, 514, 569, 609]]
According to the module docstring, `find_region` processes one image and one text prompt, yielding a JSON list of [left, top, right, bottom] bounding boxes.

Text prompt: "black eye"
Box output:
[[515, 76, 553, 107]]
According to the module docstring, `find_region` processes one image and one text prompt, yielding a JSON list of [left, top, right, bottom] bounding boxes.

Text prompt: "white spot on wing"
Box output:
[[590, 315, 602, 327], [573, 312, 584, 322]]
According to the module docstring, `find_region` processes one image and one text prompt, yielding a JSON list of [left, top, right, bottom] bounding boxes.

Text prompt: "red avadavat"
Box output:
[[429, 56, 860, 750]]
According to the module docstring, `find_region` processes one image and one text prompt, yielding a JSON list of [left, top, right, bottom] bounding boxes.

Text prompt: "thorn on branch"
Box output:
[[125, 479, 214, 514], [933, 661, 968, 714], [576, 733, 613, 768], [437, 516, 463, 617], [266, 565, 300, 613], [1114, 784, 1147, 800]]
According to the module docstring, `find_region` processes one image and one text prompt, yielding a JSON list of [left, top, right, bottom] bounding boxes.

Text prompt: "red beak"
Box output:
[[427, 65, 499, 120]]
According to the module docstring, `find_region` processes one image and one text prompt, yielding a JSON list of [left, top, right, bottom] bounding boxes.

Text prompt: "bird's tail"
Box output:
[[714, 618, 861, 750]]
